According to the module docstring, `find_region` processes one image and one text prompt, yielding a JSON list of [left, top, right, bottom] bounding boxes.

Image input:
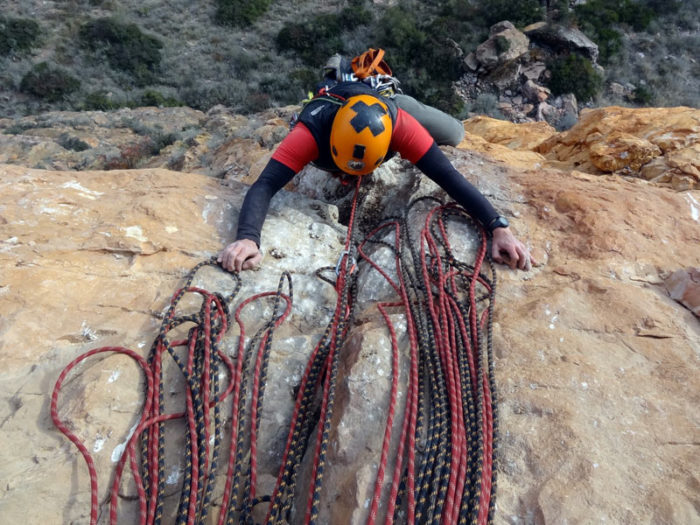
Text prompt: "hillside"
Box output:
[[1, 0, 698, 120]]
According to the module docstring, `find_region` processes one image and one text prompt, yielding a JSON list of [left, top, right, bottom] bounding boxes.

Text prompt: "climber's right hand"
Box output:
[[218, 239, 262, 272]]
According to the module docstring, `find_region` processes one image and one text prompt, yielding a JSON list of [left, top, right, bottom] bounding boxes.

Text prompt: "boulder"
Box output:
[[536, 101, 556, 123], [475, 23, 530, 71], [588, 131, 662, 173], [520, 61, 547, 82], [522, 79, 551, 103], [560, 93, 578, 117], [535, 106, 700, 187], [463, 115, 556, 151], [524, 22, 600, 63], [483, 60, 524, 91], [464, 51, 479, 71]]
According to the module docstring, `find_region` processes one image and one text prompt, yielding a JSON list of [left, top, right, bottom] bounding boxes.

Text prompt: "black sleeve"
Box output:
[[415, 143, 500, 228], [235, 158, 297, 246]]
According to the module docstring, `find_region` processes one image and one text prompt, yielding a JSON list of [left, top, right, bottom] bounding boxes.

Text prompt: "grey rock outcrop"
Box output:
[[458, 20, 603, 129], [524, 21, 600, 63], [475, 21, 531, 70]]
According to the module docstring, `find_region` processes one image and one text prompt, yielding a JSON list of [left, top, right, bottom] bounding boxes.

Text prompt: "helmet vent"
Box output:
[[352, 144, 366, 160]]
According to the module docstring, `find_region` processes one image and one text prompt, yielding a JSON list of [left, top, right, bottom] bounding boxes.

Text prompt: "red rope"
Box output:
[[52, 200, 496, 524], [217, 289, 292, 524], [51, 282, 235, 525], [302, 175, 364, 523], [51, 346, 155, 525], [358, 202, 495, 524]]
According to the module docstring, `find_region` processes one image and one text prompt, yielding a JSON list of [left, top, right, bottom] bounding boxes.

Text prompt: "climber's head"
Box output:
[[330, 94, 393, 176]]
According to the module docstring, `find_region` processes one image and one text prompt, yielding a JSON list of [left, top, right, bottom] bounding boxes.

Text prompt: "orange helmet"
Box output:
[[330, 94, 393, 176]]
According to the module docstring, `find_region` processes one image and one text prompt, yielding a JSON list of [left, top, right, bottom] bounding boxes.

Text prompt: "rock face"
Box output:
[[1, 104, 699, 524], [665, 268, 700, 317], [536, 106, 700, 189]]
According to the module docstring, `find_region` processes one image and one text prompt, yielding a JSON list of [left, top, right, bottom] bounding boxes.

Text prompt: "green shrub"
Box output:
[[548, 53, 602, 102], [79, 18, 162, 85], [478, 0, 543, 28], [276, 7, 372, 66], [215, 0, 272, 27], [374, 9, 464, 115], [376, 8, 425, 57], [121, 119, 178, 154], [243, 92, 270, 114], [19, 62, 80, 101], [573, 0, 660, 63], [546, 0, 572, 24], [632, 85, 654, 106], [494, 35, 510, 54], [469, 92, 504, 119], [58, 133, 90, 152], [260, 68, 317, 105], [83, 90, 123, 110], [0, 17, 41, 55], [140, 90, 183, 107]]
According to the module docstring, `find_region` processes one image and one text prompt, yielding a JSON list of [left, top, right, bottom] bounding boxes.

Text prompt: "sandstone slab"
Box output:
[[1, 104, 699, 525]]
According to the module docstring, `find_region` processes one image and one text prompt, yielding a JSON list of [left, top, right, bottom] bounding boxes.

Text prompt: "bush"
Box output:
[[632, 85, 654, 106], [374, 9, 464, 115], [19, 62, 80, 102], [259, 68, 317, 105], [469, 92, 504, 119], [79, 18, 162, 85], [215, 0, 272, 27], [548, 53, 602, 102], [243, 92, 270, 114], [494, 35, 510, 54], [478, 0, 543, 28], [573, 0, 660, 63], [276, 7, 372, 66], [83, 90, 124, 110], [140, 90, 183, 107], [376, 8, 425, 57], [0, 17, 41, 55], [58, 133, 90, 152]]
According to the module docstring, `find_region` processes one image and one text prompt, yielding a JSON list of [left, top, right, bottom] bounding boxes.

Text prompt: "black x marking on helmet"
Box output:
[[349, 100, 387, 136]]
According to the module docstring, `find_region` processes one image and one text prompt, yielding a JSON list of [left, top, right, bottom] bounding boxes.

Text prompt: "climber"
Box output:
[[218, 81, 534, 273]]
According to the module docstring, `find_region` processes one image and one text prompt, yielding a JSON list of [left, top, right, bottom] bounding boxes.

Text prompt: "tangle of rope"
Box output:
[[51, 179, 497, 524], [263, 188, 497, 524], [51, 259, 295, 525]]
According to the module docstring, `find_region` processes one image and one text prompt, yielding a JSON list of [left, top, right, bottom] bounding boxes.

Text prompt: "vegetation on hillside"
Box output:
[[0, 0, 697, 118], [79, 18, 163, 86], [216, 0, 273, 27], [0, 17, 41, 56]]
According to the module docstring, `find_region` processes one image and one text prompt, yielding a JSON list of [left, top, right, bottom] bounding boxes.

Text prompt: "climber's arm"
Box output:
[[392, 109, 532, 270], [415, 144, 533, 270], [218, 124, 318, 272]]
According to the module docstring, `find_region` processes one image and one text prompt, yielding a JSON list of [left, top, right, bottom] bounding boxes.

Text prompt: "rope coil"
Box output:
[[51, 187, 498, 524]]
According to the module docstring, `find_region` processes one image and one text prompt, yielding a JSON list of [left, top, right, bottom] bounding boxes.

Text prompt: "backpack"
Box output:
[[290, 49, 402, 131], [320, 48, 402, 97]]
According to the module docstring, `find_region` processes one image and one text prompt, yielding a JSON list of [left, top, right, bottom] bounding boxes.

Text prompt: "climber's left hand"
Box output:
[[491, 227, 533, 271]]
